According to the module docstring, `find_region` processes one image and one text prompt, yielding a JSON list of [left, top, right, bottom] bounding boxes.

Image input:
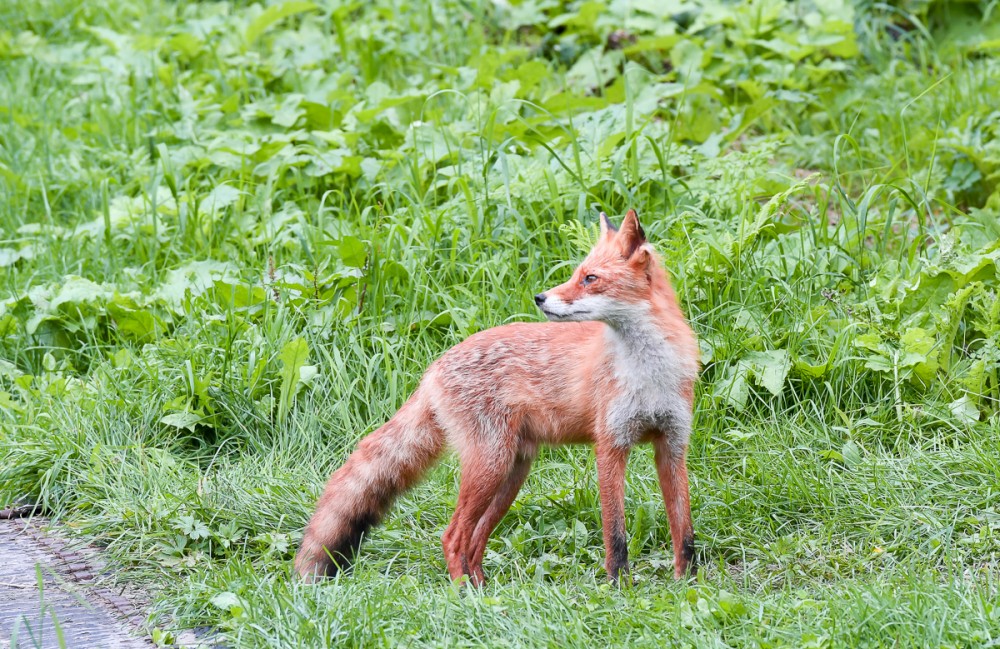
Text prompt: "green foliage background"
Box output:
[[1, 0, 999, 646]]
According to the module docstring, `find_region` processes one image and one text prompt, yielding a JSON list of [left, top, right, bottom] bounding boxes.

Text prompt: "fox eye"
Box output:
[[582, 274, 598, 286]]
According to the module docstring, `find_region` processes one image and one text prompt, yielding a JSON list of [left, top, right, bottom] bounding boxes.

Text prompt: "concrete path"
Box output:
[[0, 517, 152, 649]]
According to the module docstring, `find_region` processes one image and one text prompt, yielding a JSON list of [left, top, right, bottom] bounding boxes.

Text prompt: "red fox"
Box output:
[[295, 209, 700, 584]]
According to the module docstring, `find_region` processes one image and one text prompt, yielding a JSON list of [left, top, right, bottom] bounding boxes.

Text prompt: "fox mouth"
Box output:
[[540, 306, 589, 321]]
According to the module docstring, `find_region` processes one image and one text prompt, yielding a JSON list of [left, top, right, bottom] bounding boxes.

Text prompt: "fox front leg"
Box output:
[[594, 443, 631, 583], [653, 436, 695, 578]]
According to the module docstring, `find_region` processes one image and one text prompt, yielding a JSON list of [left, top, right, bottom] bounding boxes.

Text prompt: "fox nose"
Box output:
[[534, 293, 547, 306]]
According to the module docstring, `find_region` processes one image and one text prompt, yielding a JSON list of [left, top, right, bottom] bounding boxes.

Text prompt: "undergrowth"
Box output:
[[2, 0, 999, 647]]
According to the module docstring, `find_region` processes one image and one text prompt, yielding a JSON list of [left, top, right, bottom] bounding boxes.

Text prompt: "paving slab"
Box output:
[[0, 517, 153, 649]]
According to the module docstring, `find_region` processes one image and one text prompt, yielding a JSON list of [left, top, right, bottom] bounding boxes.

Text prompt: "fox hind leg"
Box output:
[[442, 449, 516, 586], [466, 452, 534, 584]]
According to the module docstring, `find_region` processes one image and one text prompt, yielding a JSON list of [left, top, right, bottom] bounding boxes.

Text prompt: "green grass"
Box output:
[[2, 0, 1000, 646]]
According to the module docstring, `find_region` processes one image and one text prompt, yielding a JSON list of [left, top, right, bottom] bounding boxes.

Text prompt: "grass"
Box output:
[[2, 0, 1000, 646]]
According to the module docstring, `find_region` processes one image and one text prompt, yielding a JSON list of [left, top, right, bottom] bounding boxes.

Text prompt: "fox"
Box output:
[[294, 209, 700, 585]]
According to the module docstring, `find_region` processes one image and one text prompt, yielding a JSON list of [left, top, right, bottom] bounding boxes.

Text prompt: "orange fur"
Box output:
[[295, 209, 700, 584]]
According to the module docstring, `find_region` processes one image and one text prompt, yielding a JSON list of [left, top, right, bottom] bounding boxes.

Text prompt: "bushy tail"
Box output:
[[294, 390, 444, 580]]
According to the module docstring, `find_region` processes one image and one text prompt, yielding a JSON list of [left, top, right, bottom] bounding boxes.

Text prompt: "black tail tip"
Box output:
[[294, 549, 352, 582], [294, 511, 380, 581]]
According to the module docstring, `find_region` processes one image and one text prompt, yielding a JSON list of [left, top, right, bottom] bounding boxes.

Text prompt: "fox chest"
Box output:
[[602, 332, 695, 447]]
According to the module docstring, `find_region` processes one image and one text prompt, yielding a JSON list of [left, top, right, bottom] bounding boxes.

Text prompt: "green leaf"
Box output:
[[744, 349, 791, 397], [213, 281, 268, 312], [819, 449, 845, 464], [793, 357, 827, 378], [901, 327, 939, 385], [107, 299, 158, 342], [278, 337, 309, 423], [337, 236, 367, 268], [548, 1, 605, 31], [184, 518, 210, 540], [160, 412, 201, 432], [299, 364, 319, 386], [565, 48, 623, 91], [272, 94, 304, 128], [854, 332, 885, 354], [245, 1, 319, 46], [670, 40, 704, 79], [50, 276, 107, 310], [719, 590, 747, 616], [949, 396, 980, 426], [198, 184, 242, 217], [715, 363, 749, 411], [0, 246, 32, 267], [841, 441, 862, 468], [165, 33, 203, 59], [210, 591, 244, 613], [0, 359, 23, 380], [155, 260, 238, 308]]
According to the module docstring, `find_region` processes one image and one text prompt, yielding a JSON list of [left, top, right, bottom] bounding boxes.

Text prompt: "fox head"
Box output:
[[535, 209, 665, 326]]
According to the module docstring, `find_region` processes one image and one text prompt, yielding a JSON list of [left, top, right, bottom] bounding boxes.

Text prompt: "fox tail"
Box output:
[[294, 389, 444, 580]]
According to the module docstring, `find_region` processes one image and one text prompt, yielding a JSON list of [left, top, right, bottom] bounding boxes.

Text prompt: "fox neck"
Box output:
[[600, 304, 693, 446], [599, 282, 697, 386], [601, 297, 697, 449], [601, 266, 684, 340], [602, 304, 676, 357]]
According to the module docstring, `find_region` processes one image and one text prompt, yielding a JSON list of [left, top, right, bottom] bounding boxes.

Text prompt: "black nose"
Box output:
[[534, 293, 547, 306]]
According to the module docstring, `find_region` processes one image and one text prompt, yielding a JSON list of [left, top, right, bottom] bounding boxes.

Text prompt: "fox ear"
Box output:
[[599, 212, 618, 239], [617, 209, 646, 259], [630, 242, 654, 271]]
